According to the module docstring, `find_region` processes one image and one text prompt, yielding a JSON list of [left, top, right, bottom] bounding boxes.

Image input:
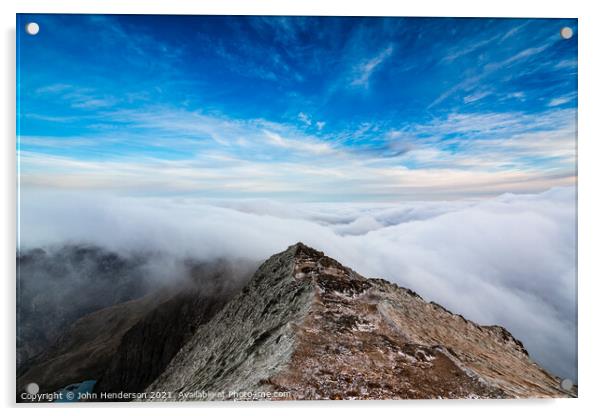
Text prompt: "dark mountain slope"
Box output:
[[17, 257, 256, 397], [17, 245, 153, 367]]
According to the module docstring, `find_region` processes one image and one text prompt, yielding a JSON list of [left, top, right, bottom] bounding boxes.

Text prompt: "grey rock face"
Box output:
[[145, 244, 315, 400]]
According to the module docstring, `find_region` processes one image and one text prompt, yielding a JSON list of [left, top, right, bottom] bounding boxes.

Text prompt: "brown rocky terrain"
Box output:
[[146, 243, 575, 400]]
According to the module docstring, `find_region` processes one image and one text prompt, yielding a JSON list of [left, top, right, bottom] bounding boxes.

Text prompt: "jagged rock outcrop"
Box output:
[[146, 243, 574, 400]]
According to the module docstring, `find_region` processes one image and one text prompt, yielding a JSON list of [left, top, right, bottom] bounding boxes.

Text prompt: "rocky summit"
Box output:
[[145, 243, 573, 400], [18, 243, 575, 401]]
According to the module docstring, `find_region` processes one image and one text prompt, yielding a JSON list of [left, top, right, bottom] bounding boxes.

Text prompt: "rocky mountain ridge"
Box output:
[[146, 243, 574, 399], [18, 242, 575, 400]]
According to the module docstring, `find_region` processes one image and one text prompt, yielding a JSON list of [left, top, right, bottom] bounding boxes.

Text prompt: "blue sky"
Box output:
[[17, 15, 577, 201]]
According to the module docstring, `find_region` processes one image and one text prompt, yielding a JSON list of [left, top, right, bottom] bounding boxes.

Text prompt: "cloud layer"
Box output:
[[18, 186, 577, 381]]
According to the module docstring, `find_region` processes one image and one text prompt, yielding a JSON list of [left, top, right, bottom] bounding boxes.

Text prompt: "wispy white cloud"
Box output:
[[35, 83, 73, 95], [548, 95, 575, 107], [429, 41, 554, 109], [441, 33, 501, 63], [71, 97, 118, 109], [33, 83, 119, 110], [19, 144, 575, 201], [263, 130, 335, 155], [20, 103, 576, 200], [506, 91, 526, 100], [297, 112, 312, 126], [382, 108, 576, 170], [351, 45, 394, 87], [18, 136, 100, 148], [463, 91, 491, 103], [555, 59, 577, 70]]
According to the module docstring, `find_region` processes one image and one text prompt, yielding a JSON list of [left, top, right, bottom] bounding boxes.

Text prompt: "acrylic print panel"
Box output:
[[16, 14, 577, 402]]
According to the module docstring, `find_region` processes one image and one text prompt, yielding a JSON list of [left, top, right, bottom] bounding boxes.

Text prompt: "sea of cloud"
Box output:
[[18, 186, 577, 381]]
